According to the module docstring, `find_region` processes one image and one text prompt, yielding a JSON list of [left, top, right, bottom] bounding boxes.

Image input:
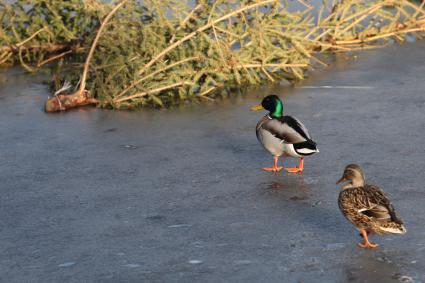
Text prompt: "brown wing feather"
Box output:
[[338, 188, 374, 230], [361, 205, 391, 220], [363, 185, 404, 224]]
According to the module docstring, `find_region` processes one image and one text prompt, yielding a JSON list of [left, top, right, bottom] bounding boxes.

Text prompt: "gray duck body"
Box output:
[[256, 114, 318, 158]]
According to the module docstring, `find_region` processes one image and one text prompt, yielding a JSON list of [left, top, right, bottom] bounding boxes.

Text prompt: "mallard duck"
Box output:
[[251, 95, 318, 173], [337, 164, 406, 249]]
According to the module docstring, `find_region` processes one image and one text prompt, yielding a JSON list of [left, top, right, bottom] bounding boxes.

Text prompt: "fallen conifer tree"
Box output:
[[1, 0, 424, 111]]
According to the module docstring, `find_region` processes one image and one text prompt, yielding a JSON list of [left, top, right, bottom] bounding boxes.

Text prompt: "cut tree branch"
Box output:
[[45, 0, 129, 112], [79, 0, 129, 93], [115, 81, 194, 103], [138, 0, 277, 75]]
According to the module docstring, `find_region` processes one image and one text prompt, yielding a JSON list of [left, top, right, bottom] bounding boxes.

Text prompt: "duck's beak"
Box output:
[[251, 104, 264, 111], [336, 176, 347, 185]]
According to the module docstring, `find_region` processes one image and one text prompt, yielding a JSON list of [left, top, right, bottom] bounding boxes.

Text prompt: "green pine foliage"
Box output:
[[1, 0, 424, 109]]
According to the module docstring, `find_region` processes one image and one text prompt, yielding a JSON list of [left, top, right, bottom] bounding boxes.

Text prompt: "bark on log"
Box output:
[[44, 90, 98, 112], [1, 44, 69, 53]]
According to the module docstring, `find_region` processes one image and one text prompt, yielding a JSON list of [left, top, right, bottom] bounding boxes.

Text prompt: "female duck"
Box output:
[[251, 95, 318, 173], [337, 164, 406, 248]]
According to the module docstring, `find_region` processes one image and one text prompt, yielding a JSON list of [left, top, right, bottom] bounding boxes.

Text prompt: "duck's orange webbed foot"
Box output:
[[358, 242, 379, 249], [262, 166, 284, 172], [285, 158, 304, 174], [285, 167, 303, 173], [262, 157, 283, 172], [358, 229, 379, 249]]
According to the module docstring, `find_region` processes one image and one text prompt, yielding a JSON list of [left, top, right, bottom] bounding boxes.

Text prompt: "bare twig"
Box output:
[[115, 56, 199, 100], [235, 63, 308, 69], [115, 81, 194, 103], [198, 86, 217, 97], [16, 27, 46, 48], [335, 4, 383, 37], [18, 48, 33, 72], [0, 52, 13, 65], [79, 0, 129, 93], [138, 0, 277, 75], [169, 4, 203, 43], [0, 44, 68, 53], [37, 50, 73, 67], [54, 81, 72, 96], [335, 27, 425, 45]]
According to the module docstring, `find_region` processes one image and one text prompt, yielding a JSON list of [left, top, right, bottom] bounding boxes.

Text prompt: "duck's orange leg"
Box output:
[[262, 156, 283, 172], [358, 229, 379, 249], [285, 158, 304, 173]]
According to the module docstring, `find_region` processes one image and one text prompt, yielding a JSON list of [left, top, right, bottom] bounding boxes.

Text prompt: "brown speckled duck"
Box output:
[[337, 164, 406, 249]]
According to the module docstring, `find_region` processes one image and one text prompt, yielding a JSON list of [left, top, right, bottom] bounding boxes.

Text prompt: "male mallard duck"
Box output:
[[337, 164, 406, 249], [251, 95, 318, 173]]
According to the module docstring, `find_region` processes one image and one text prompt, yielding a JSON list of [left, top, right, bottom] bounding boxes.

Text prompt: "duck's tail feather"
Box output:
[[388, 203, 404, 225], [293, 139, 319, 156], [380, 223, 407, 234]]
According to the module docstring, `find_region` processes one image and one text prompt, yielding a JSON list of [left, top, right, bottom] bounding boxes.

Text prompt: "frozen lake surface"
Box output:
[[1, 41, 425, 282]]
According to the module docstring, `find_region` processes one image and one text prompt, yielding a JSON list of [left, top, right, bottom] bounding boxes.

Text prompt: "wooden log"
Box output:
[[44, 90, 98, 112]]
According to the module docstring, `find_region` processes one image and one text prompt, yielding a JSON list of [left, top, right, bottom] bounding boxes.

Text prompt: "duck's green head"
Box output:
[[251, 95, 283, 118]]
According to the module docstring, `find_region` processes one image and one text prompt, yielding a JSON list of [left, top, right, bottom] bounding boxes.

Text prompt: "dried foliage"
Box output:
[[1, 0, 424, 111], [0, 0, 107, 70]]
